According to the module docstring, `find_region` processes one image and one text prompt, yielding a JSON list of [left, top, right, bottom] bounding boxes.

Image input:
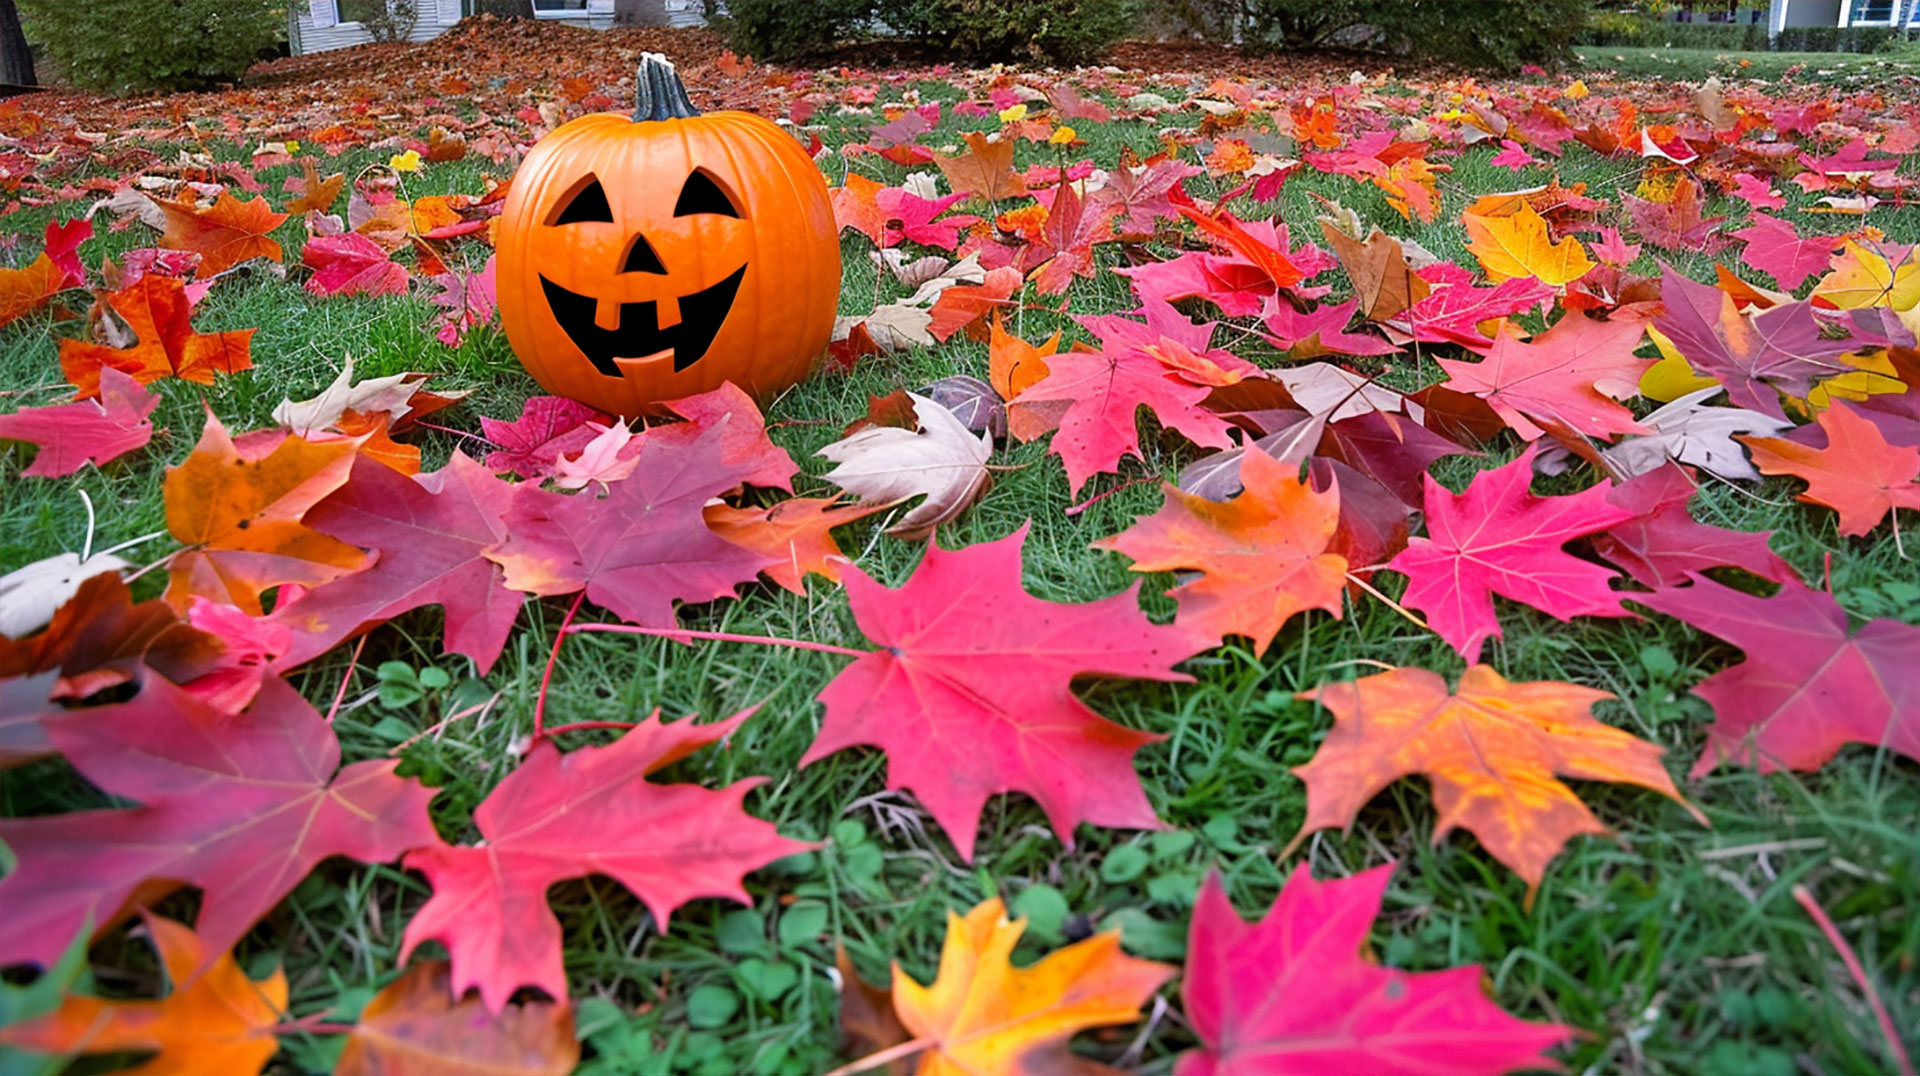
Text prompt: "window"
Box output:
[[533, 0, 588, 14], [337, 0, 389, 23], [1853, 0, 1897, 23]]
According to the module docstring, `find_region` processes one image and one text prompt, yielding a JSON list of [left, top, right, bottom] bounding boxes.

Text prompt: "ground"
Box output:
[[0, 17, 1917, 1076]]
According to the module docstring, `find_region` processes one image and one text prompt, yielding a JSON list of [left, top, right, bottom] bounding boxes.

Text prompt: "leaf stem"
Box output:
[[1346, 572, 1430, 632], [565, 622, 869, 658], [531, 591, 588, 743], [324, 637, 366, 725], [541, 719, 640, 738], [1792, 883, 1915, 1076], [820, 1036, 934, 1076]]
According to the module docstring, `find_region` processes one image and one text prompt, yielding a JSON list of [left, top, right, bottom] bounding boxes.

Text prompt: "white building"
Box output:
[[290, 1, 710, 55], [1768, 0, 1920, 34]]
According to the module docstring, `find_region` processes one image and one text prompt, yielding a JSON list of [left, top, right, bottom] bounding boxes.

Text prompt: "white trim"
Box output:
[[531, 0, 589, 16], [1849, 0, 1900, 23]]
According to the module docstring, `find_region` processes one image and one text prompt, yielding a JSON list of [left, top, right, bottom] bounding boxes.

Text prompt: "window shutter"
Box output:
[[310, 0, 338, 28]]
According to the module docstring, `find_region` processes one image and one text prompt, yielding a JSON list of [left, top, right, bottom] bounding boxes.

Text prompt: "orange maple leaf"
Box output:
[[932, 131, 1028, 203], [830, 173, 891, 246], [1094, 446, 1347, 656], [991, 314, 1064, 442], [0, 916, 285, 1076], [58, 275, 254, 398], [163, 414, 369, 613], [286, 159, 345, 216], [0, 254, 67, 329], [1319, 221, 1429, 323], [1292, 665, 1704, 897], [154, 190, 288, 279], [1741, 402, 1920, 537], [890, 897, 1172, 1076], [703, 497, 886, 594]]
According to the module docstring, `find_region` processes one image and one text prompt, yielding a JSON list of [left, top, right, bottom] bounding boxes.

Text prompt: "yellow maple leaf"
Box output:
[[892, 897, 1172, 1076], [1463, 203, 1595, 286], [1811, 241, 1920, 312]]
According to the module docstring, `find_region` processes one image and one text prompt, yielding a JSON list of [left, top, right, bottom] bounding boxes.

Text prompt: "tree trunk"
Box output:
[[475, 0, 535, 18], [0, 0, 35, 87], [614, 0, 670, 26]]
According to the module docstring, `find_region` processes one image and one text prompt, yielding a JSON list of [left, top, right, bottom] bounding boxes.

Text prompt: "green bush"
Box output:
[[1578, 15, 1771, 52], [1245, 0, 1589, 70], [873, 0, 1141, 63], [1772, 25, 1904, 53], [720, 0, 873, 61], [19, 0, 285, 95]]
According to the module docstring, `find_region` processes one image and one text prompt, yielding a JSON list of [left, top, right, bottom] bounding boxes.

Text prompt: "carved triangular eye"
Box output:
[[673, 169, 740, 218], [551, 177, 613, 225]]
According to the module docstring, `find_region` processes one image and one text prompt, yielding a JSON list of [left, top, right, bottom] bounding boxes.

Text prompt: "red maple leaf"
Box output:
[[1637, 576, 1920, 776], [1389, 446, 1636, 662], [1386, 277, 1555, 350], [302, 231, 409, 297], [1025, 181, 1116, 295], [1176, 204, 1306, 290], [1732, 213, 1845, 291], [59, 275, 254, 398], [479, 396, 611, 480], [1437, 314, 1651, 442], [269, 452, 525, 675], [0, 366, 158, 477], [1590, 465, 1797, 589], [802, 524, 1206, 861], [0, 673, 437, 969], [400, 708, 807, 1013], [1652, 266, 1854, 420], [1177, 865, 1572, 1076], [1012, 303, 1256, 493], [484, 422, 772, 626], [650, 381, 798, 493]]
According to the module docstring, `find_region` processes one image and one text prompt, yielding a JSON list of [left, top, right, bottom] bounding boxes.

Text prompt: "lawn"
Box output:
[[1573, 41, 1920, 85], [1, 16, 1917, 1076]]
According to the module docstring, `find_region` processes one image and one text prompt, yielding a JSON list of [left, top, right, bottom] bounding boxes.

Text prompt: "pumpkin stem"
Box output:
[[633, 52, 701, 122]]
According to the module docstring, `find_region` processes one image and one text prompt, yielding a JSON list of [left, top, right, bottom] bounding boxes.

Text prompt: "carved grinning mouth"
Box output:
[[538, 264, 746, 375]]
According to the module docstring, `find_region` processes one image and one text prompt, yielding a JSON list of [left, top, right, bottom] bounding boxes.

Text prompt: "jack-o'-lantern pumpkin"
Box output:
[[496, 53, 840, 418]]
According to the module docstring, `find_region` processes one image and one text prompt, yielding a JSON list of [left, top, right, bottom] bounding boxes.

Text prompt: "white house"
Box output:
[[290, 1, 710, 55], [1768, 0, 1920, 34]]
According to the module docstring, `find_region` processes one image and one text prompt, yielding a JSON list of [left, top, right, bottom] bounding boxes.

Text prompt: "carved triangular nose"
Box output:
[[622, 233, 666, 275]]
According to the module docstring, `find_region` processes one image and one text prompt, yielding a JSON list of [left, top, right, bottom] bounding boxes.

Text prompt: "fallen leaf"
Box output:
[[0, 916, 285, 1076], [0, 673, 438, 969], [1651, 265, 1854, 420], [268, 452, 524, 675], [154, 189, 288, 279], [1294, 665, 1701, 893], [703, 497, 886, 594], [1437, 314, 1649, 442], [819, 392, 992, 539], [803, 524, 1205, 860], [337, 961, 578, 1076], [163, 413, 368, 614], [1319, 221, 1429, 323], [302, 231, 409, 297], [1177, 866, 1572, 1076], [1094, 446, 1346, 656], [1637, 576, 1920, 775], [1389, 446, 1634, 662], [286, 159, 345, 215], [401, 709, 807, 1013], [1594, 386, 1790, 482], [1590, 465, 1797, 589], [0, 366, 157, 478], [1741, 401, 1920, 536], [0, 552, 131, 641], [932, 131, 1027, 202], [479, 396, 611, 480], [1464, 202, 1595, 286], [58, 275, 254, 398], [891, 896, 1173, 1075]]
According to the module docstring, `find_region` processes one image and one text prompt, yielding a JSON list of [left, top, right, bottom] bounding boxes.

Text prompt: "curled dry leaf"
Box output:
[[819, 392, 992, 539]]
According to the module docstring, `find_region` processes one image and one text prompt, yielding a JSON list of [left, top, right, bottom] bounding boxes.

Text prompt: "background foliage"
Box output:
[[18, 0, 286, 95]]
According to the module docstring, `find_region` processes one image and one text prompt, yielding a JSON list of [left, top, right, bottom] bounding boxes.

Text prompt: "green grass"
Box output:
[[2, 66, 1918, 1076], [1574, 41, 1920, 84]]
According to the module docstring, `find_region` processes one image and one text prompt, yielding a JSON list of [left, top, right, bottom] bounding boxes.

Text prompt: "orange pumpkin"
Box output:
[[496, 53, 840, 418]]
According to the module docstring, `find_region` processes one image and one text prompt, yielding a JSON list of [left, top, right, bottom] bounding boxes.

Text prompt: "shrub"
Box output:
[[358, 0, 420, 43], [873, 0, 1141, 63], [19, 0, 285, 95], [1245, 0, 1590, 71], [721, 0, 873, 61], [1578, 15, 1769, 52], [1772, 25, 1904, 53]]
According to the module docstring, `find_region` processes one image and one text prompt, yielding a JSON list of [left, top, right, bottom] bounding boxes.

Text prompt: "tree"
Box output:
[[0, 0, 35, 87]]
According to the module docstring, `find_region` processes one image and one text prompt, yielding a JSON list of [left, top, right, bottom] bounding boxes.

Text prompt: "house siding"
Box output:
[[293, 0, 713, 55]]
